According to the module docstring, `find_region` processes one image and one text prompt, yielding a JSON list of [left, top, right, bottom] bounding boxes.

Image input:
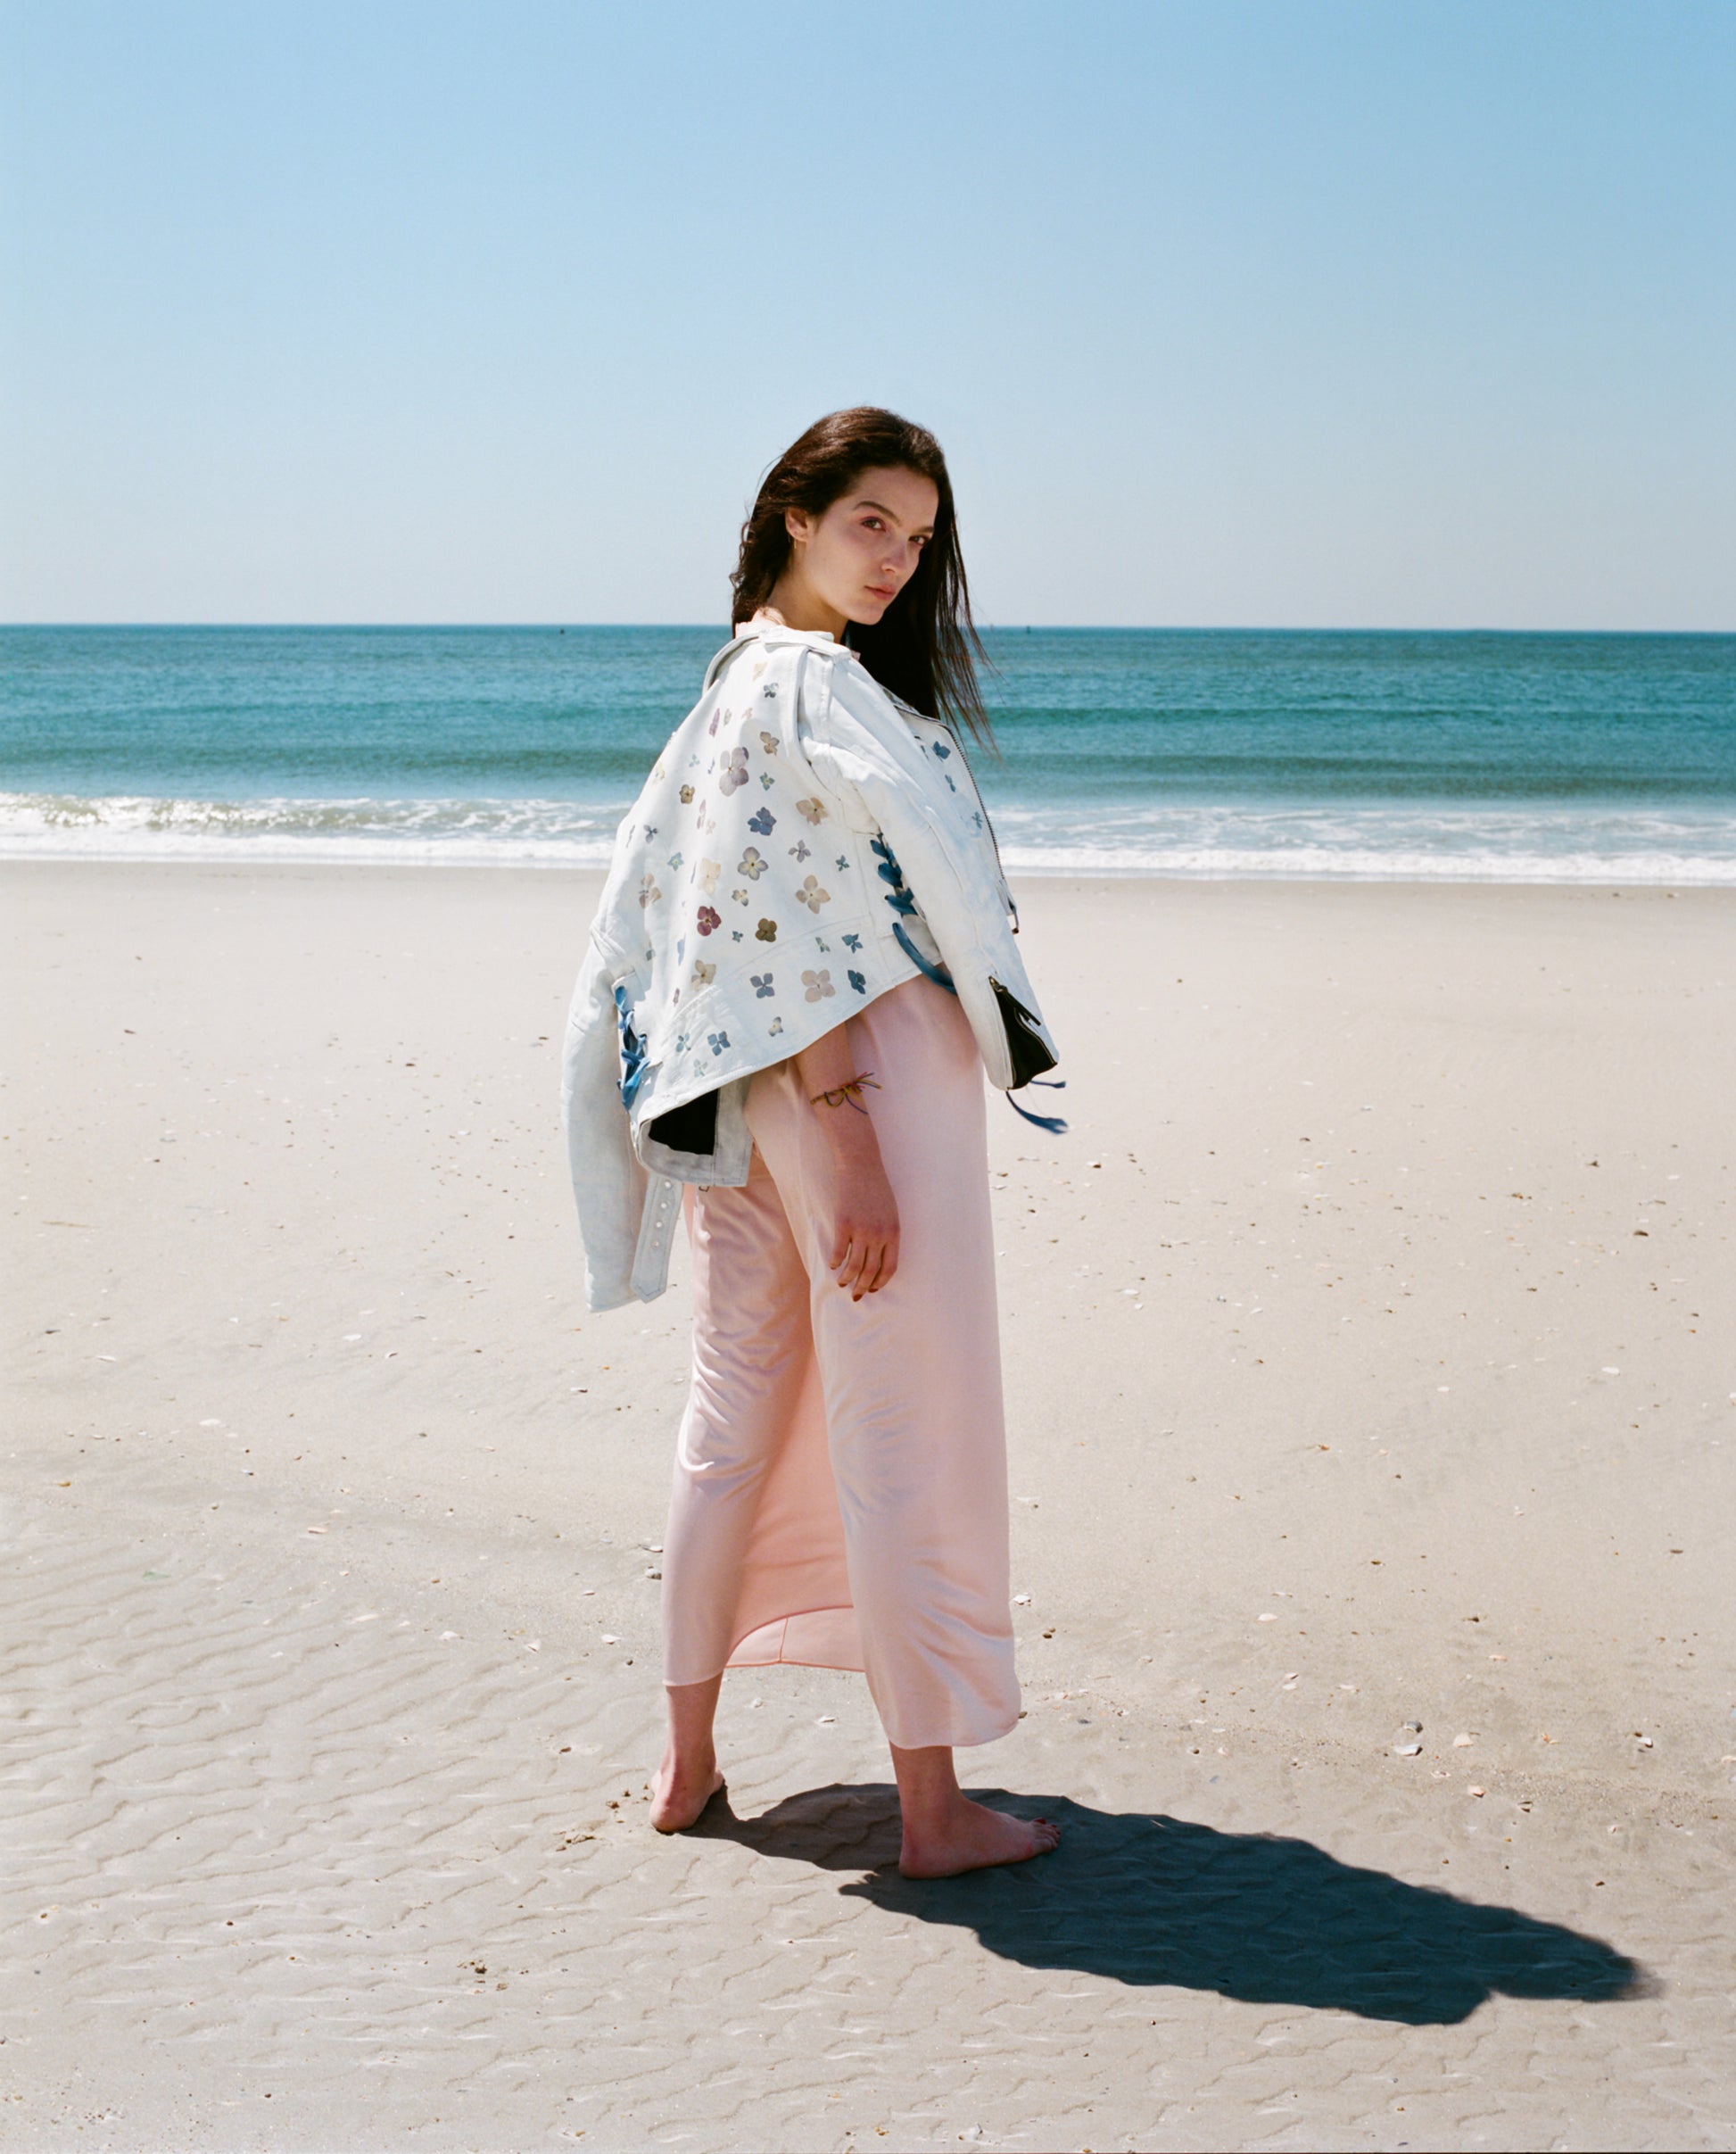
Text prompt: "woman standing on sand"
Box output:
[[562, 409, 1063, 1877]]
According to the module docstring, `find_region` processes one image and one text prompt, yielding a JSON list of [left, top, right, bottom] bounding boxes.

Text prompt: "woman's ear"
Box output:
[[783, 507, 813, 548]]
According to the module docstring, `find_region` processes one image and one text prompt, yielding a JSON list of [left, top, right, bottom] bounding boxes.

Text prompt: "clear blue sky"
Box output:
[[4, 0, 1732, 627]]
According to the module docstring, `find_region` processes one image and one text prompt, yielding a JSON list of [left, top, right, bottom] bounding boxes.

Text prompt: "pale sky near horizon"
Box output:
[[4, 0, 1732, 629]]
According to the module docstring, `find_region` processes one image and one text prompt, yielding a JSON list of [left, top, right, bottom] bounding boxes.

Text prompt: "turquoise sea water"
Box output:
[[3, 625, 1732, 880]]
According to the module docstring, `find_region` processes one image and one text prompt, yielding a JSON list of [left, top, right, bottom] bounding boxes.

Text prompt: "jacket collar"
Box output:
[[732, 611, 840, 650], [703, 615, 846, 693]]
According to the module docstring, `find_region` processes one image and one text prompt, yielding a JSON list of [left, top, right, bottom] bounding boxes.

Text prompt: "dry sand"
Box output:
[[4, 860, 1733, 2152]]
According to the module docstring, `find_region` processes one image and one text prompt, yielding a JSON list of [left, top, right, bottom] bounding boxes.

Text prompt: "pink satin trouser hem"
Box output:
[[659, 975, 1020, 1751]]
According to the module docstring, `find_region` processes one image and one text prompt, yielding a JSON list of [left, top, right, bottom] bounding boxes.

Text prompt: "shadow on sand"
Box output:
[[690, 1783, 1646, 2026]]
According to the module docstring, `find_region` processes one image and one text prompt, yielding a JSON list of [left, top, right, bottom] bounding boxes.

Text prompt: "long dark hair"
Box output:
[[729, 407, 991, 744]]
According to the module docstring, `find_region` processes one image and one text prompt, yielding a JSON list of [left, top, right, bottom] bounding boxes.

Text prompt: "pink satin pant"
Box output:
[[660, 975, 1019, 1751]]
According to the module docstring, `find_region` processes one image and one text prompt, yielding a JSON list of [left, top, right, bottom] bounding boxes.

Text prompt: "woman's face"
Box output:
[[786, 465, 939, 628]]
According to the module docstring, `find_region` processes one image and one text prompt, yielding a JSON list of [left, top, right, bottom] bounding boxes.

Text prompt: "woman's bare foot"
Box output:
[[888, 1738, 1060, 1877], [649, 1673, 725, 1832], [649, 1747, 723, 1832], [898, 1792, 1060, 1877]]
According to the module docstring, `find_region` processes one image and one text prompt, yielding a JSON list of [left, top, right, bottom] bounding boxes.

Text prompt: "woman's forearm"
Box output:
[[793, 1022, 873, 1147], [792, 1017, 898, 1296]]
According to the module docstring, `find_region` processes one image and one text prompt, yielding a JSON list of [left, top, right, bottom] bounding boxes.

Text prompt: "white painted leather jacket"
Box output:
[[560, 618, 1060, 1312]]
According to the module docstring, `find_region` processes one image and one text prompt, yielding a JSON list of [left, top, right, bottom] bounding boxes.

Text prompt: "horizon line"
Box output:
[[4, 621, 1732, 638]]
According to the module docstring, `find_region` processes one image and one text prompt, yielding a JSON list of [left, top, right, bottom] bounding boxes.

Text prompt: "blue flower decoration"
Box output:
[[842, 932, 862, 952], [751, 973, 774, 998], [748, 807, 775, 835], [848, 969, 866, 994], [707, 1031, 730, 1054]]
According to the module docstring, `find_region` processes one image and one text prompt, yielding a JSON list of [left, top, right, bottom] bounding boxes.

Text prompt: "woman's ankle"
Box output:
[[663, 1674, 723, 1765], [888, 1739, 963, 1827]]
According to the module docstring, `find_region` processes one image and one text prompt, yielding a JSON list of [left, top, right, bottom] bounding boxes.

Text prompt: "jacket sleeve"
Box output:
[[560, 932, 648, 1313], [802, 656, 1036, 1091]]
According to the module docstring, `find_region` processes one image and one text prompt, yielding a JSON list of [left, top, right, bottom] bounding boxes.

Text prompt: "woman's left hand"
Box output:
[[825, 1123, 900, 1300]]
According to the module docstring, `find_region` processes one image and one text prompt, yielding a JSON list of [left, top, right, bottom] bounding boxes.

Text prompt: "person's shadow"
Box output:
[[690, 1784, 1646, 2026]]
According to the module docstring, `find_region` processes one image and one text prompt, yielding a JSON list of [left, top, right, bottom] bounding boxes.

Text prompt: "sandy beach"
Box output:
[[4, 859, 1733, 2152]]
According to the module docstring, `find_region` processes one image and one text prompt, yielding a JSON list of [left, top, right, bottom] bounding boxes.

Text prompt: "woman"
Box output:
[[562, 408, 1062, 1876]]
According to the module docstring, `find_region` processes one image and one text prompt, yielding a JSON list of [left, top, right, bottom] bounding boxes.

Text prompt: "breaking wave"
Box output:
[[6, 790, 1736, 882]]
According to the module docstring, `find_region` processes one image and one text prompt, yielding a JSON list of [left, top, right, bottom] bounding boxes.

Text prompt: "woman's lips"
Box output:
[[865, 584, 896, 602]]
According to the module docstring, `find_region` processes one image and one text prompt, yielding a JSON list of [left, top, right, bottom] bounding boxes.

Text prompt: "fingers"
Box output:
[[834, 1230, 899, 1298], [859, 1235, 898, 1297]]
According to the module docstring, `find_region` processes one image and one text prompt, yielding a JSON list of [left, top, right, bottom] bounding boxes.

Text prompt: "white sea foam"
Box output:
[[0, 792, 624, 867], [4, 791, 1736, 882], [1000, 844, 1736, 883], [990, 801, 1736, 883]]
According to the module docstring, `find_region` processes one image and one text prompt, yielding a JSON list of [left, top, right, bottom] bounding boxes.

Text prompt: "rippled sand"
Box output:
[[5, 863, 1732, 2150]]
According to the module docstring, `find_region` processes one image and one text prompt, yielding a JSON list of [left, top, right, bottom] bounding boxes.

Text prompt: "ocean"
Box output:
[[3, 625, 1733, 882]]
